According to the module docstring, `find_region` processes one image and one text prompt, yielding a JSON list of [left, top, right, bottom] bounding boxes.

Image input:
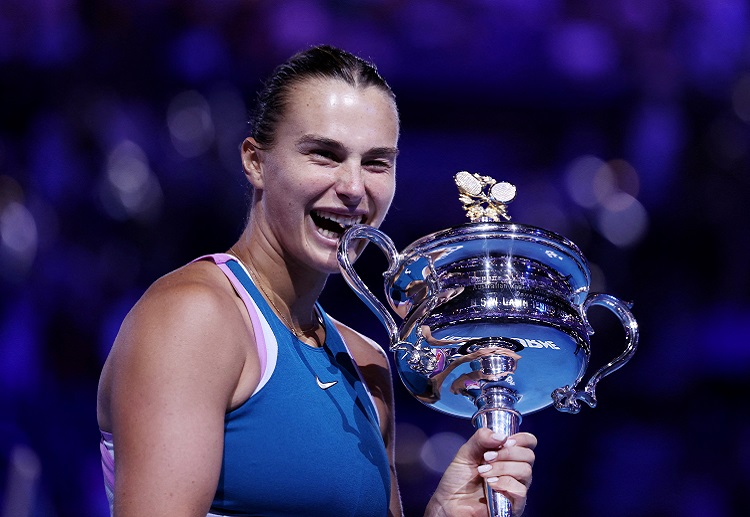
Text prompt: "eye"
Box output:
[[309, 149, 339, 162], [363, 159, 392, 172]]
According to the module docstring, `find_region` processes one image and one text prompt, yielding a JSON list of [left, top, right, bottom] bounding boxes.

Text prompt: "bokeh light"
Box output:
[[419, 431, 465, 475], [565, 155, 606, 209], [1, 2, 749, 516], [395, 421, 428, 470], [167, 90, 216, 158], [565, 155, 648, 247], [548, 21, 618, 80], [98, 140, 163, 222], [596, 192, 649, 247], [0, 176, 38, 281], [2, 445, 41, 517]]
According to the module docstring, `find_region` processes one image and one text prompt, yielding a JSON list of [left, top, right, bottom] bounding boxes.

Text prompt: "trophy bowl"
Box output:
[[338, 172, 639, 517]]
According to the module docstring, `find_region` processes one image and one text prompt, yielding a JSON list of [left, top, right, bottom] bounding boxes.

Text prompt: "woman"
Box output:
[[97, 45, 536, 517]]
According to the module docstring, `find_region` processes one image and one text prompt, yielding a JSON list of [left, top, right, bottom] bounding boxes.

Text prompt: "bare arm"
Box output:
[[98, 265, 259, 516]]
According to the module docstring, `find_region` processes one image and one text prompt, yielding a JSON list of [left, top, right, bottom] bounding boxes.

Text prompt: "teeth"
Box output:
[[318, 228, 340, 239], [314, 211, 364, 229]]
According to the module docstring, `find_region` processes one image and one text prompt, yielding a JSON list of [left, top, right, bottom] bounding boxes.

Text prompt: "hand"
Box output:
[[425, 428, 536, 517]]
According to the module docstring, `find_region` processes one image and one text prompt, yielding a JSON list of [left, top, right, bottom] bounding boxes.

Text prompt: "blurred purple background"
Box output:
[[1, 1, 749, 516]]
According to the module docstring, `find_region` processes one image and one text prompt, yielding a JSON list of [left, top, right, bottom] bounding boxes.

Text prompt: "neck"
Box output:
[[229, 233, 328, 334]]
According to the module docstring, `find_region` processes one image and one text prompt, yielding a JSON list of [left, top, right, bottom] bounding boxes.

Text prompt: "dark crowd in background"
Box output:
[[1, 1, 749, 516]]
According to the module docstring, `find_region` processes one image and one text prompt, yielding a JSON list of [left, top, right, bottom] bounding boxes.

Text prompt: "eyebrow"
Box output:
[[295, 134, 399, 158]]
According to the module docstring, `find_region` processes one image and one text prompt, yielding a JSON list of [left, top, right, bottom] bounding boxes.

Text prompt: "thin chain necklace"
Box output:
[[229, 247, 321, 339]]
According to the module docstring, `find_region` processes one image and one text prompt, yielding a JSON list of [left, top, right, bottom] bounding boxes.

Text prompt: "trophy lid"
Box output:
[[383, 173, 591, 321]]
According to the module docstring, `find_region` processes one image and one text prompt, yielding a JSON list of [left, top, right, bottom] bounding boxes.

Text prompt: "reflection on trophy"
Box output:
[[338, 172, 639, 517]]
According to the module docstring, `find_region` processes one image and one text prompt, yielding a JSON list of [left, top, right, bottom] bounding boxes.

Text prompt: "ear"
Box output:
[[241, 137, 265, 189]]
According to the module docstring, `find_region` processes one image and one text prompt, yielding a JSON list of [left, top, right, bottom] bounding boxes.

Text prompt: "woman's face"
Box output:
[[245, 77, 399, 274]]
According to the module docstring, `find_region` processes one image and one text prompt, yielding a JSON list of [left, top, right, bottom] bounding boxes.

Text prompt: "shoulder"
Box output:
[[117, 261, 244, 349], [330, 316, 390, 371], [123, 258, 250, 365], [142, 259, 235, 310], [329, 316, 393, 403], [98, 259, 254, 427]]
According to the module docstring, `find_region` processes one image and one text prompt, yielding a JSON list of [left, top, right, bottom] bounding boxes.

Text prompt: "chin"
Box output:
[[307, 227, 367, 274], [311, 248, 344, 275]]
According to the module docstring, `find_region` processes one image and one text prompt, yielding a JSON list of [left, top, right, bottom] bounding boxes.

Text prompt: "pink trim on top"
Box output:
[[100, 431, 115, 494], [192, 253, 278, 397], [99, 429, 115, 515]]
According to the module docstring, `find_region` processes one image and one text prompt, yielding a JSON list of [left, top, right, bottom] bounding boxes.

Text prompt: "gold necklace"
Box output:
[[229, 247, 320, 339]]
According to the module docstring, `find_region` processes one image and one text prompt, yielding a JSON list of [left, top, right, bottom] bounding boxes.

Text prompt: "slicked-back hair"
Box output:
[[249, 45, 397, 148]]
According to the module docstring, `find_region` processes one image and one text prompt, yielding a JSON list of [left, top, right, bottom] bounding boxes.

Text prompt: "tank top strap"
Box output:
[[195, 253, 382, 432], [191, 253, 278, 396]]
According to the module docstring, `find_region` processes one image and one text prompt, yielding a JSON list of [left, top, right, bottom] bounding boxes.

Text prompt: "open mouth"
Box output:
[[311, 210, 364, 239]]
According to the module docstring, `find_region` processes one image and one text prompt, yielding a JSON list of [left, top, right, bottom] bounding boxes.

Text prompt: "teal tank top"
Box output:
[[208, 256, 390, 516]]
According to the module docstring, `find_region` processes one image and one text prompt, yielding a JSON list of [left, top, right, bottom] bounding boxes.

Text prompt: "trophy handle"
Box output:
[[338, 224, 402, 350], [552, 293, 639, 413]]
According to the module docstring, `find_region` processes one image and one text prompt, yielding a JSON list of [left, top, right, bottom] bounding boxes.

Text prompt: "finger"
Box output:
[[477, 427, 530, 451], [482, 440, 536, 466], [455, 429, 538, 466], [473, 429, 537, 451], [452, 427, 508, 464], [481, 431, 536, 464], [508, 431, 537, 450], [476, 459, 533, 488], [484, 474, 529, 516]]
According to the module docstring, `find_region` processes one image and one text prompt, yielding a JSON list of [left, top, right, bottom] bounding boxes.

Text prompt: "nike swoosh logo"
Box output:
[[316, 377, 338, 390]]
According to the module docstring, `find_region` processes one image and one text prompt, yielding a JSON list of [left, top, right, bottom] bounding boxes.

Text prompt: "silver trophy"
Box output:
[[338, 172, 639, 517]]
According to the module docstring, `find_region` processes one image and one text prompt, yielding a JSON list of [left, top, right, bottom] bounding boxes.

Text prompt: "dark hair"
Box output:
[[249, 45, 397, 148]]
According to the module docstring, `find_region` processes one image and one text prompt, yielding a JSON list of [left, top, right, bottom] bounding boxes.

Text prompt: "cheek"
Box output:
[[374, 175, 396, 205], [266, 161, 315, 201]]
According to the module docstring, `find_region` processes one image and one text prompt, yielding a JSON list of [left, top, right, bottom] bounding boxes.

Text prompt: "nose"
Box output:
[[336, 162, 365, 205]]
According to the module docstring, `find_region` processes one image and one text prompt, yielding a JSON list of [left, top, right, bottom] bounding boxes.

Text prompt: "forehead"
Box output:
[[278, 77, 399, 147]]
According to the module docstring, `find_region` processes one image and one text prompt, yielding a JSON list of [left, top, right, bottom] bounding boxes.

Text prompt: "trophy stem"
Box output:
[[472, 386, 521, 517]]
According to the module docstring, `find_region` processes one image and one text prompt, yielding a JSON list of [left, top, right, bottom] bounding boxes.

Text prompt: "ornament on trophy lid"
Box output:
[[454, 171, 516, 222]]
